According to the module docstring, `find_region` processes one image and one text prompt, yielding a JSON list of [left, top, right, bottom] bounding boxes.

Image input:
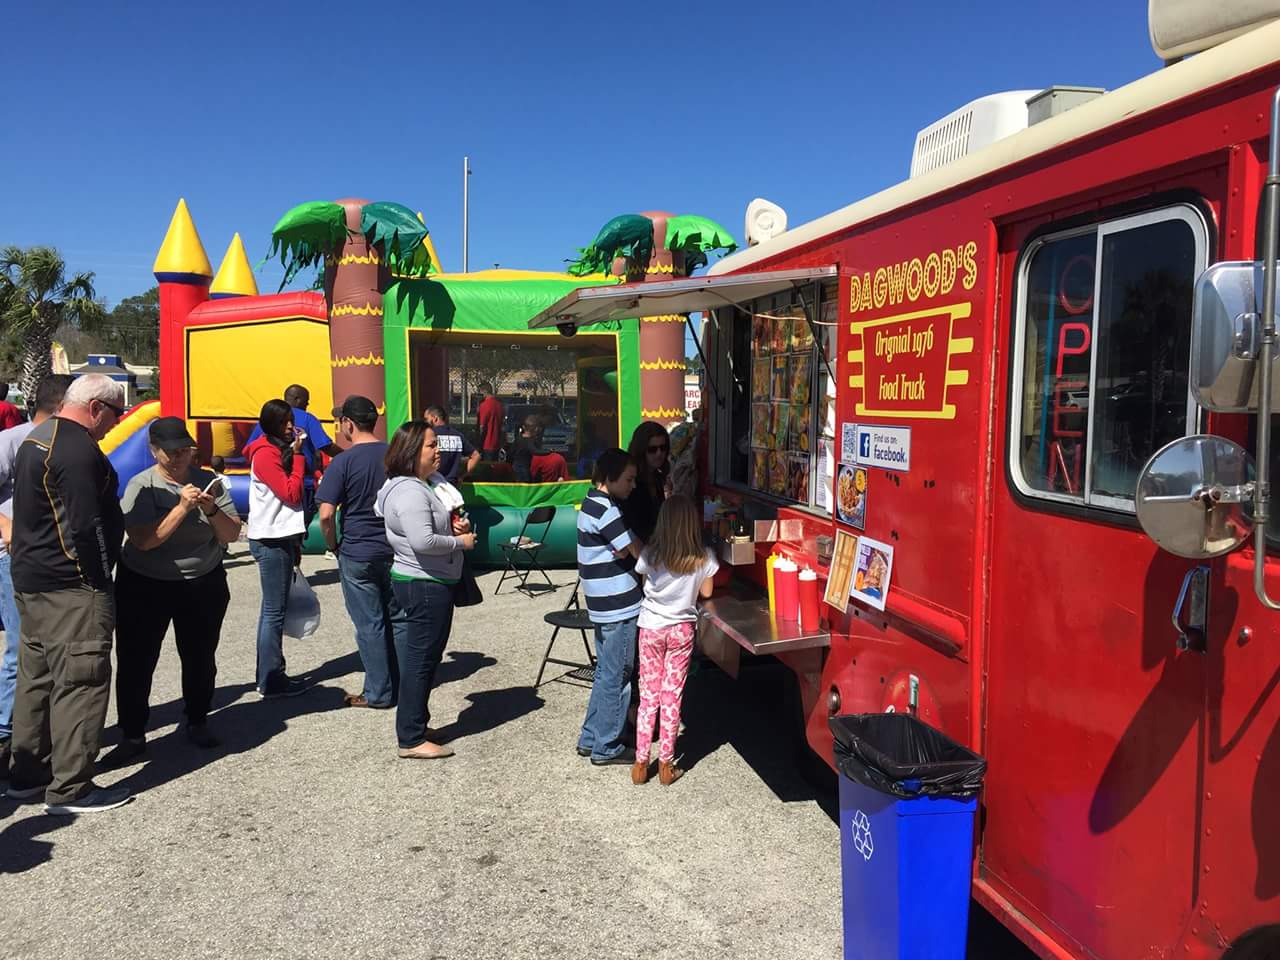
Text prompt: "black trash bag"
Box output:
[[829, 713, 987, 799]]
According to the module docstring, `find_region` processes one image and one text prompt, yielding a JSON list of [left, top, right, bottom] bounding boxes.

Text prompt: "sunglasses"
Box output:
[[98, 400, 125, 418], [647, 444, 669, 454]]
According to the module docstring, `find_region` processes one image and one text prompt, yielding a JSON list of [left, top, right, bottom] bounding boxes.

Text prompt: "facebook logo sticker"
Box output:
[[854, 424, 911, 472]]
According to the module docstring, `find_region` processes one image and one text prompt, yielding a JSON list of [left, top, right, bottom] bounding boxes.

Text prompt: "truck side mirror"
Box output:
[[1192, 261, 1280, 410], [1135, 434, 1255, 558]]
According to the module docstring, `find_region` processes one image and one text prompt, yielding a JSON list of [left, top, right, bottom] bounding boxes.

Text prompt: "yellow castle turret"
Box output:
[[211, 233, 259, 298], [153, 198, 213, 282]]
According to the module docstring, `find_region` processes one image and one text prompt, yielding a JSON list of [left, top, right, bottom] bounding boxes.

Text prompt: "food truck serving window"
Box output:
[[715, 280, 838, 510], [1010, 205, 1207, 512]]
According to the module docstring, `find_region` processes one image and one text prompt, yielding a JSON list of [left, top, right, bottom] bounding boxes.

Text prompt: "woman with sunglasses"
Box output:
[[621, 421, 673, 544]]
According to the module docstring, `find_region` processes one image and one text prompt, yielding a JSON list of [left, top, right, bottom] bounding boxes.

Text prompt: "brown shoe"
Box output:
[[658, 760, 684, 786], [397, 741, 455, 760], [631, 761, 650, 785], [344, 693, 371, 708]]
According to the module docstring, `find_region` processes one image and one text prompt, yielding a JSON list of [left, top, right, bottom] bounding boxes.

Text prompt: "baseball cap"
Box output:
[[149, 416, 198, 452], [339, 395, 379, 422]]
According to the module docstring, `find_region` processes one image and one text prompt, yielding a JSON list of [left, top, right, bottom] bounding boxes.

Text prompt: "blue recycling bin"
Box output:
[[831, 714, 985, 960]]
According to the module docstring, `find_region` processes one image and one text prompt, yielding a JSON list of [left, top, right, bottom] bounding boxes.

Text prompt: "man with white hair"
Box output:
[[5, 373, 130, 814]]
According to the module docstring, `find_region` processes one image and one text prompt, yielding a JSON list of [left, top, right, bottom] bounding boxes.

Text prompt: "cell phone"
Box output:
[[201, 475, 225, 497]]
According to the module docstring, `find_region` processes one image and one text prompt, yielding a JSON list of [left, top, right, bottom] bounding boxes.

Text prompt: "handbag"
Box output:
[[283, 567, 322, 639], [454, 555, 484, 607]]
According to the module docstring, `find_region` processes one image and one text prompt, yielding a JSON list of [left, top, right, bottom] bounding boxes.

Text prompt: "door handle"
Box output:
[[1172, 565, 1210, 653]]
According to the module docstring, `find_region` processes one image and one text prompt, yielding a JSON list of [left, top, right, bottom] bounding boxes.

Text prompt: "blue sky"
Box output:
[[2, 1, 1159, 313]]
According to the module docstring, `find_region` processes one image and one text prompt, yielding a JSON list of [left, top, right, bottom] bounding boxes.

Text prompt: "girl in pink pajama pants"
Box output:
[[631, 495, 719, 786]]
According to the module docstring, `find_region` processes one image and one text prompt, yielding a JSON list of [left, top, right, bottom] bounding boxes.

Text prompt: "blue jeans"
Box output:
[[388, 578, 454, 749], [249, 538, 297, 693], [0, 553, 19, 738], [338, 554, 400, 706], [577, 616, 637, 761]]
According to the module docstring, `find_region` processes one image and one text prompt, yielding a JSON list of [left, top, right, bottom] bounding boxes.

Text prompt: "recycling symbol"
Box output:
[[851, 809, 874, 861]]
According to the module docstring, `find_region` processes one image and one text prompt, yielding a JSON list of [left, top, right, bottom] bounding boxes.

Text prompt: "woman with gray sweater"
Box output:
[[375, 421, 476, 759]]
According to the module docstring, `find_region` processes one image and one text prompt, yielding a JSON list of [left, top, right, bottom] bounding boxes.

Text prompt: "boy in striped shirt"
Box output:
[[576, 448, 640, 765]]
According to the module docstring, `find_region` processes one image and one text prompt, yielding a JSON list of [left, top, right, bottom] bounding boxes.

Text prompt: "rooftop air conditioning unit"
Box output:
[[909, 91, 1038, 178]]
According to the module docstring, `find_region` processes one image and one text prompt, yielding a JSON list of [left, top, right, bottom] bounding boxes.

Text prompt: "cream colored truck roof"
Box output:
[[709, 19, 1280, 275]]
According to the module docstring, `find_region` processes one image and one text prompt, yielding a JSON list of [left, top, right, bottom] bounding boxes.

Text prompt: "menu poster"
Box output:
[[771, 356, 789, 400], [815, 438, 834, 514], [823, 529, 858, 613], [850, 536, 894, 612], [752, 358, 771, 400]]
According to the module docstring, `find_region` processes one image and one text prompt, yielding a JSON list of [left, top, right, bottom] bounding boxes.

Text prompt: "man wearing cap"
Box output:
[[101, 417, 241, 768], [317, 396, 398, 709], [6, 373, 129, 814], [0, 374, 74, 768]]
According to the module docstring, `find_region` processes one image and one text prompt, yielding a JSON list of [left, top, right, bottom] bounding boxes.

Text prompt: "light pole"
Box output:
[[462, 156, 471, 273]]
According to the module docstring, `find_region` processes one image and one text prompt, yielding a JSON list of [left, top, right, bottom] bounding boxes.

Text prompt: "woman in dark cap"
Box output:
[[102, 417, 242, 766]]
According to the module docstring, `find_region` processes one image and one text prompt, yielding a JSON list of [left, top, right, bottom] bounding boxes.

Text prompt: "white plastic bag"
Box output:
[[283, 568, 321, 640]]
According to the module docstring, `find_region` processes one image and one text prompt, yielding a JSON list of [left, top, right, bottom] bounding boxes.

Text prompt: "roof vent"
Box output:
[[1027, 85, 1105, 125], [1149, 0, 1280, 61], [745, 198, 788, 247], [909, 91, 1038, 178]]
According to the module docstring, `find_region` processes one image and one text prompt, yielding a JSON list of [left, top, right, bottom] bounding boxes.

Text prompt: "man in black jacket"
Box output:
[[5, 374, 130, 814]]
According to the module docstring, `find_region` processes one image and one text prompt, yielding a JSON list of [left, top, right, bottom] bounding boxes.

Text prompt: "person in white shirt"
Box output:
[[630, 494, 718, 787]]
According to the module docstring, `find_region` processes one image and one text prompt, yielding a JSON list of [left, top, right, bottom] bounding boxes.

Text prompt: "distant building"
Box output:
[[70, 354, 139, 406]]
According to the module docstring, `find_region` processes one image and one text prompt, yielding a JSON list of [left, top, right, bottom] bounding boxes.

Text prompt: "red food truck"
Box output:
[[530, 7, 1280, 958]]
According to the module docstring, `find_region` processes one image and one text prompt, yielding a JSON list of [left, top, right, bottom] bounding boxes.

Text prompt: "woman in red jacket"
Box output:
[[244, 399, 308, 698]]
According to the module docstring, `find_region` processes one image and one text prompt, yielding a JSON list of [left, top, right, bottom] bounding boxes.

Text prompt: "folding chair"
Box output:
[[535, 579, 596, 686], [494, 505, 556, 596]]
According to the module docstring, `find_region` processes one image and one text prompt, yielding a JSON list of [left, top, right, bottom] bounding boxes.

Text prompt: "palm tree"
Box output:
[[0, 246, 105, 402], [568, 212, 737, 422], [265, 200, 435, 436]]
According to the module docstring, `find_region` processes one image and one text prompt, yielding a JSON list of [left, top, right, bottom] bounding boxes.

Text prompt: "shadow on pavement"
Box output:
[[435, 650, 497, 687], [677, 657, 838, 819], [435, 686, 544, 744], [305, 568, 342, 587], [107, 651, 360, 799], [0, 806, 72, 873]]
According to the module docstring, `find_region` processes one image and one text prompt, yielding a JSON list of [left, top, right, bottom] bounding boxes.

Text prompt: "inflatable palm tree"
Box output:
[[569, 212, 736, 422], [266, 199, 437, 432]]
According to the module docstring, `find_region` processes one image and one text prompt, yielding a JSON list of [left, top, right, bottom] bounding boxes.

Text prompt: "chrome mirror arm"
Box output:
[[1251, 87, 1280, 609]]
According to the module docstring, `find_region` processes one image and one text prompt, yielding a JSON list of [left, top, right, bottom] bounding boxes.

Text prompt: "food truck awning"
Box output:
[[525, 266, 838, 330]]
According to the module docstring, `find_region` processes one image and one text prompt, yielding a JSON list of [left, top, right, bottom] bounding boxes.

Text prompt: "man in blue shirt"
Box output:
[[247, 384, 342, 526], [317, 396, 398, 709], [424, 405, 479, 484]]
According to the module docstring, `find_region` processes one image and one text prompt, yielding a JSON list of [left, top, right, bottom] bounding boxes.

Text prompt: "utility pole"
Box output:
[[463, 156, 471, 273]]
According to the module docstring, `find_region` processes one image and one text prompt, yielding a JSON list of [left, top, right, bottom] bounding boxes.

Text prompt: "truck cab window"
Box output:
[[1011, 205, 1206, 511]]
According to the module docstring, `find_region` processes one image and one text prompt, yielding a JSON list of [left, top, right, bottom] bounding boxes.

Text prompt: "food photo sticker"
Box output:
[[823, 528, 858, 613], [836, 463, 867, 530], [850, 535, 893, 612]]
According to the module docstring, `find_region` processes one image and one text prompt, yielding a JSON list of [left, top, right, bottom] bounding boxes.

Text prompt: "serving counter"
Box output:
[[696, 577, 830, 679]]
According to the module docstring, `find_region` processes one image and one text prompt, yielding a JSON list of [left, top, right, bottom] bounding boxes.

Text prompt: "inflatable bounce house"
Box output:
[[103, 198, 736, 565]]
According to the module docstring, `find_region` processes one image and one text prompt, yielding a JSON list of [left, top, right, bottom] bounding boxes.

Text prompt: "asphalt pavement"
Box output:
[[0, 547, 847, 960], [0, 546, 1035, 959]]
